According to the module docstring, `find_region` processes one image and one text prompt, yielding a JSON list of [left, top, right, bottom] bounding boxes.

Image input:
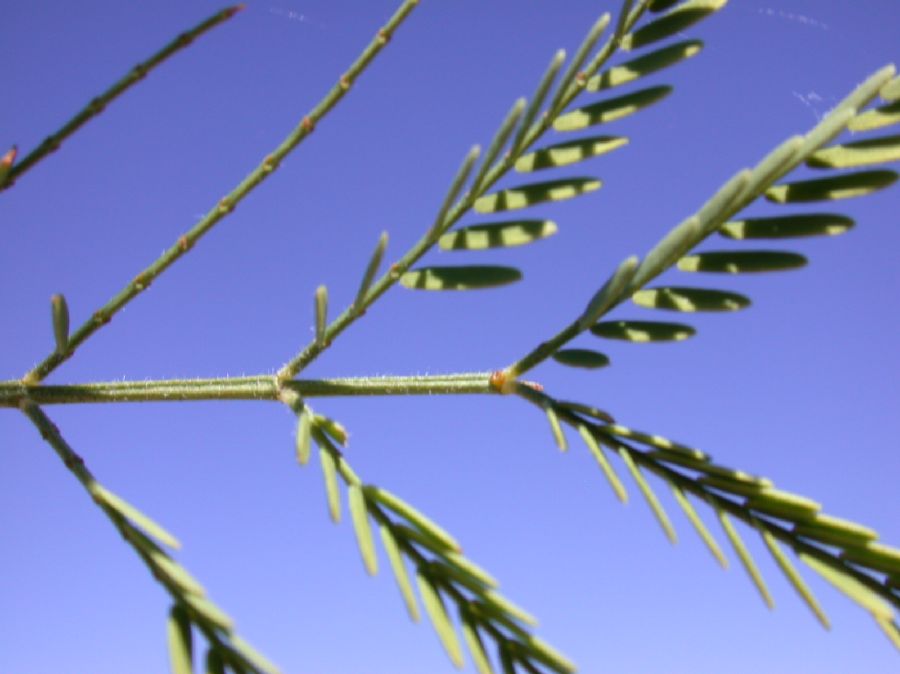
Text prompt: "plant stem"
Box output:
[[22, 0, 421, 385], [1, 372, 495, 407], [0, 6, 243, 192]]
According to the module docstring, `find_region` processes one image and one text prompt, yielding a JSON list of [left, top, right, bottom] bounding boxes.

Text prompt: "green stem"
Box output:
[[23, 0, 421, 385], [1, 372, 495, 407], [1, 6, 243, 192]]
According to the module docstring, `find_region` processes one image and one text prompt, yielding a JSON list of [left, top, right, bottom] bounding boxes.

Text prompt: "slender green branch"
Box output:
[[0, 6, 243, 192], [274, 2, 651, 383], [1, 372, 496, 407], [23, 0, 421, 385]]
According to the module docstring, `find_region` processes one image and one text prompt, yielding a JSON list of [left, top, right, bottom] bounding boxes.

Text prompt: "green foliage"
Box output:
[[3, 1, 899, 672]]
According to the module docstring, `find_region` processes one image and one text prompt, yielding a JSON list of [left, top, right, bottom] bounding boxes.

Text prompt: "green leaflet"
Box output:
[[355, 231, 388, 307], [765, 169, 899, 203], [808, 134, 900, 169], [441, 551, 499, 589], [480, 589, 539, 627], [792, 514, 878, 548], [417, 572, 465, 668], [229, 635, 281, 674], [168, 604, 194, 674], [551, 348, 610, 369], [746, 488, 822, 522], [428, 558, 495, 597], [882, 75, 900, 102], [718, 511, 774, 608], [719, 213, 854, 239], [151, 550, 207, 597], [319, 446, 341, 523], [577, 255, 639, 330], [875, 617, 900, 651], [618, 449, 677, 543], [558, 400, 614, 424], [677, 250, 807, 273], [671, 485, 728, 567], [365, 486, 462, 553], [183, 595, 234, 632], [756, 526, 830, 629], [577, 424, 628, 503], [799, 553, 894, 619], [460, 611, 494, 674], [590, 319, 695, 342], [587, 40, 702, 91], [841, 542, 900, 576], [474, 177, 600, 213], [544, 404, 567, 451], [632, 286, 750, 312], [205, 649, 226, 674], [379, 523, 420, 621], [622, 0, 727, 51], [849, 100, 900, 132], [602, 423, 706, 460], [698, 474, 771, 498], [295, 406, 312, 465], [648, 0, 680, 12], [516, 635, 577, 674], [515, 136, 628, 171], [349, 485, 378, 575], [439, 220, 557, 250], [90, 483, 181, 550], [649, 451, 774, 489], [314, 285, 328, 345], [553, 86, 672, 131], [51, 294, 69, 354], [400, 265, 522, 290]]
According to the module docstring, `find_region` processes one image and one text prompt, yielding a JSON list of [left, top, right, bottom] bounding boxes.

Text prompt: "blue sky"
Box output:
[[1, 2, 899, 673]]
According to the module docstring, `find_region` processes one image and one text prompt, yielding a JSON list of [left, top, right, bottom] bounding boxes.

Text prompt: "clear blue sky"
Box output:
[[2, 2, 898, 673]]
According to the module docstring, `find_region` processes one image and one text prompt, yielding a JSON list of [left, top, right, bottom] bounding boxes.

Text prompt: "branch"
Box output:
[[22, 0, 422, 385], [0, 372, 496, 407], [0, 6, 243, 192]]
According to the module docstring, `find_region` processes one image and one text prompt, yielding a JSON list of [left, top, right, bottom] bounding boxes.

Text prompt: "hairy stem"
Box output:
[[1, 372, 495, 407]]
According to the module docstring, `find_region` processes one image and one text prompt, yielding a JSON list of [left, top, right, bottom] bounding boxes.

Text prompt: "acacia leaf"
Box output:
[[765, 169, 898, 203], [719, 213, 854, 239], [591, 319, 695, 342], [349, 485, 378, 575], [168, 604, 194, 674], [587, 40, 702, 91], [792, 514, 878, 548], [808, 134, 900, 169], [90, 484, 181, 550], [622, 0, 727, 51], [800, 553, 894, 619], [632, 286, 750, 312], [719, 511, 774, 608], [551, 348, 610, 369], [746, 488, 822, 522], [849, 100, 900, 132], [319, 447, 341, 523], [379, 523, 420, 621], [417, 572, 465, 668], [439, 220, 557, 250], [365, 486, 462, 553], [515, 136, 628, 171], [619, 450, 677, 543], [677, 250, 807, 273], [474, 177, 600, 213], [577, 424, 628, 503], [400, 265, 522, 290], [553, 86, 672, 131], [671, 485, 727, 567]]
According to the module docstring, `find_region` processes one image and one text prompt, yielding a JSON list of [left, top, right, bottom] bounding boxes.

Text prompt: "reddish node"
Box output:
[[377, 29, 391, 44], [302, 116, 315, 132], [488, 370, 507, 393], [178, 235, 190, 252]]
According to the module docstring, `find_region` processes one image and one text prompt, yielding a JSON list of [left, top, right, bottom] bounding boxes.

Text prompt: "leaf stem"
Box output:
[[22, 0, 421, 385]]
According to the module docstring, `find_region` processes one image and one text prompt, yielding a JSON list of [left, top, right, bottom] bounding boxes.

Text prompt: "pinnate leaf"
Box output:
[[400, 265, 522, 290]]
